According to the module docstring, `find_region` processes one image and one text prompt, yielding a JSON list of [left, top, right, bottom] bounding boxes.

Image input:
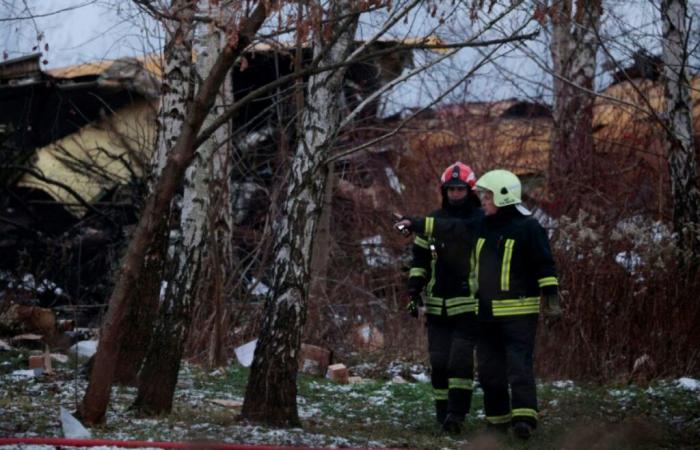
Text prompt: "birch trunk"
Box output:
[[187, 2, 235, 368], [549, 0, 602, 211], [134, 0, 234, 413], [241, 0, 358, 427], [661, 0, 700, 264], [113, 0, 194, 387], [78, 2, 268, 425]]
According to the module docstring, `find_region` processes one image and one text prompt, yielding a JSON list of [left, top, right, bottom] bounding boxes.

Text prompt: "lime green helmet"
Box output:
[[475, 169, 522, 207]]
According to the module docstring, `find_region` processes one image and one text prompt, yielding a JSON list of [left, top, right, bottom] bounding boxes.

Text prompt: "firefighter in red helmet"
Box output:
[[406, 162, 483, 433]]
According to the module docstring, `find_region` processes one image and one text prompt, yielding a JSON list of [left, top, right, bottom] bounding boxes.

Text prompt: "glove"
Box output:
[[392, 213, 412, 236], [542, 293, 562, 321], [406, 294, 423, 318]]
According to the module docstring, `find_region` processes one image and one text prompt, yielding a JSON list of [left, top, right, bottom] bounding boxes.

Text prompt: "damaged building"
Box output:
[[0, 41, 416, 330], [3, 41, 700, 348]]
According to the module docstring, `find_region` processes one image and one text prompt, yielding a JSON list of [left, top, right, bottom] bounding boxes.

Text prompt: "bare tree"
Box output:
[[113, 0, 195, 387], [548, 0, 603, 209], [241, 0, 359, 427], [78, 0, 269, 425], [133, 0, 236, 414], [661, 0, 700, 265]]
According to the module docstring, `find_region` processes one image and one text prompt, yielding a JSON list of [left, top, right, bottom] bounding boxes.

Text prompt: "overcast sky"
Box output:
[[1, 0, 689, 113]]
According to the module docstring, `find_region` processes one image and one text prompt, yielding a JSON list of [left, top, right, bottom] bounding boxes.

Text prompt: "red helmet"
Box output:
[[440, 162, 476, 189]]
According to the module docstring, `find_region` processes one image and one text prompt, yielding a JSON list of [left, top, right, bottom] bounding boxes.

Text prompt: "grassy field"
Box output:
[[0, 349, 699, 449]]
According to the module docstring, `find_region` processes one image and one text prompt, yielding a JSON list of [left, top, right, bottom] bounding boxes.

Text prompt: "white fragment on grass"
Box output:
[[10, 369, 38, 379], [69, 340, 98, 358], [676, 377, 700, 391], [234, 339, 257, 367], [60, 406, 91, 439], [411, 372, 430, 383]]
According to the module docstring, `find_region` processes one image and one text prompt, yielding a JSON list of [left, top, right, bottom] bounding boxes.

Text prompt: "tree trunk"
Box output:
[[113, 0, 194, 387], [188, 1, 235, 368], [548, 0, 602, 213], [78, 2, 268, 425], [661, 0, 700, 265], [307, 162, 335, 340], [133, 0, 236, 413], [241, 0, 358, 427]]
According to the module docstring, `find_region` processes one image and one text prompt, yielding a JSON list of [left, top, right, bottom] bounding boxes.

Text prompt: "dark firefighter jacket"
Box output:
[[410, 205, 558, 319], [407, 198, 483, 317]]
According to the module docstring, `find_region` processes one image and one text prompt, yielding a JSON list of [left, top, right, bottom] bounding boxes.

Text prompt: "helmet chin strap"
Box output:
[[447, 196, 468, 207]]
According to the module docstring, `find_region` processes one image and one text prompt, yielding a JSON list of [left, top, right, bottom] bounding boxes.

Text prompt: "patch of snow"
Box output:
[[676, 377, 700, 391], [10, 369, 39, 379], [532, 207, 557, 231], [615, 251, 642, 273], [551, 380, 575, 389], [159, 281, 168, 301]]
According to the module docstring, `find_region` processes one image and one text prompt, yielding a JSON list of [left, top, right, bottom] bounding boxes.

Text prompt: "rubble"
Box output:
[[209, 399, 243, 409], [352, 323, 384, 352], [28, 352, 53, 374], [0, 302, 56, 337], [326, 363, 349, 384], [298, 343, 331, 377], [234, 339, 257, 367]]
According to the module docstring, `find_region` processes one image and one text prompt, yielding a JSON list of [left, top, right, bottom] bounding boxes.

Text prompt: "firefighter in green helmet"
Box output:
[[396, 169, 561, 440], [406, 162, 483, 434]]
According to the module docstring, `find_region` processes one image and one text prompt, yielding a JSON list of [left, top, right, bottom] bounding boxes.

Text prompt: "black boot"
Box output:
[[442, 413, 463, 434], [513, 420, 534, 440], [435, 400, 447, 425]]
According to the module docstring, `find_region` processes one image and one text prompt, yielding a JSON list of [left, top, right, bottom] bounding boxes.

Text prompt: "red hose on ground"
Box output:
[[0, 437, 410, 450]]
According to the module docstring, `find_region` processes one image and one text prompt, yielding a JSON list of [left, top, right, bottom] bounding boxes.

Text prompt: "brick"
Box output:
[[326, 363, 349, 384]]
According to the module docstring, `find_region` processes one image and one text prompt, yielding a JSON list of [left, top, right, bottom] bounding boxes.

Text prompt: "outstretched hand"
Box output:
[[392, 212, 412, 236]]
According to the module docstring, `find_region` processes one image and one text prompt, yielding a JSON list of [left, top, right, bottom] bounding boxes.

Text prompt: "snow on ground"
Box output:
[[0, 361, 409, 449], [676, 377, 700, 391]]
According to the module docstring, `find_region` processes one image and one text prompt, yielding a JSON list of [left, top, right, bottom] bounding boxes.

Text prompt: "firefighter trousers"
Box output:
[[477, 315, 538, 428], [427, 313, 477, 423]]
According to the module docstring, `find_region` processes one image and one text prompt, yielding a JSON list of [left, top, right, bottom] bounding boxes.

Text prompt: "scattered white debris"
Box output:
[[391, 375, 407, 384], [384, 166, 404, 194], [676, 377, 700, 391], [248, 277, 270, 296], [615, 251, 642, 273], [69, 340, 98, 358], [411, 372, 430, 383], [10, 369, 39, 379], [234, 339, 257, 367], [360, 235, 393, 267], [60, 406, 91, 439], [551, 380, 575, 389], [50, 353, 70, 364]]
